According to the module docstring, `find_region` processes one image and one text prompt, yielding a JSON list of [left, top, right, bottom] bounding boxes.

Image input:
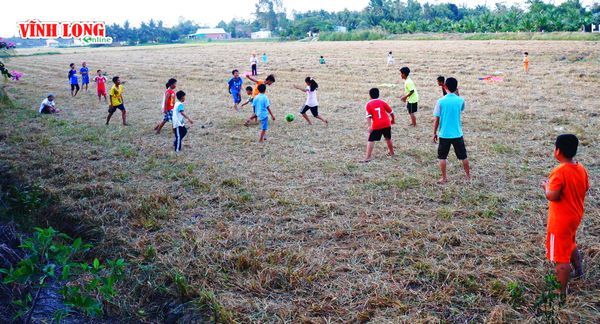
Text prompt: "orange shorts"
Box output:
[[546, 232, 576, 263]]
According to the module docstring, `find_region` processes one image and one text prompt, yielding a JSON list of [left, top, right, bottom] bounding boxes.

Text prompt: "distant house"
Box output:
[[335, 26, 348, 33], [188, 28, 230, 40], [251, 30, 272, 39], [46, 39, 59, 47]]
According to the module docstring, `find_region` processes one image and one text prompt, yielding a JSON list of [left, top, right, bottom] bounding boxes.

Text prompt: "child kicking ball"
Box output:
[[293, 77, 328, 126]]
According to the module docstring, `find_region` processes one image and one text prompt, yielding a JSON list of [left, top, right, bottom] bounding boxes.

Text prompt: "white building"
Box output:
[[251, 30, 272, 39]]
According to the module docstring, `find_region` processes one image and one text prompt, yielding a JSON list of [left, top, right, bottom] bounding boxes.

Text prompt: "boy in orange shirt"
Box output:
[[523, 52, 529, 73], [541, 134, 589, 295]]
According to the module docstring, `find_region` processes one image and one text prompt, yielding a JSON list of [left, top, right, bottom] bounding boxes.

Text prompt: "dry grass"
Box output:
[[1, 40, 600, 322]]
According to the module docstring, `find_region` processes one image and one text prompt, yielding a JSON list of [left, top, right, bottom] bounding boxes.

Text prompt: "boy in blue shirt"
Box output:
[[247, 84, 275, 142], [433, 77, 470, 184], [80, 62, 89, 92], [227, 69, 243, 112], [68, 63, 79, 97]]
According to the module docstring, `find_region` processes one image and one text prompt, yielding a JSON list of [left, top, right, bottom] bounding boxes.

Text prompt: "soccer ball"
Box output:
[[285, 114, 295, 122]]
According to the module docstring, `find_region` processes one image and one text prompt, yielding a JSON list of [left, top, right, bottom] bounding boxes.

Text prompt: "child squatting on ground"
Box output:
[[39, 94, 60, 114], [542, 134, 589, 297]]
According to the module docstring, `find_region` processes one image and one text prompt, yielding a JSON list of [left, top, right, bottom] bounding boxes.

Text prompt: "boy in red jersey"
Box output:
[[362, 88, 395, 163], [93, 70, 107, 103], [541, 134, 589, 296], [154, 78, 177, 134]]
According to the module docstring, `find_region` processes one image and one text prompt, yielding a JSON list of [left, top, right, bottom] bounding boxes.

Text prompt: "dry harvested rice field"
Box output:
[[1, 40, 600, 322]]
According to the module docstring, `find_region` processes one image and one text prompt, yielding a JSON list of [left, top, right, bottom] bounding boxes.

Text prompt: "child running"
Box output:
[[227, 70, 244, 111], [68, 63, 79, 97], [241, 86, 254, 108], [244, 74, 275, 126], [433, 77, 470, 184], [154, 78, 177, 134], [172, 90, 194, 152], [523, 52, 530, 74], [294, 77, 328, 126], [106, 76, 127, 126], [93, 70, 107, 103], [542, 134, 589, 297], [248, 84, 275, 143], [400, 66, 419, 127], [362, 88, 395, 163], [80, 62, 89, 92], [250, 54, 258, 76]]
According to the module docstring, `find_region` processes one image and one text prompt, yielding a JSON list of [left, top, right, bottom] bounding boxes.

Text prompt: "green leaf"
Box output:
[[93, 258, 100, 269]]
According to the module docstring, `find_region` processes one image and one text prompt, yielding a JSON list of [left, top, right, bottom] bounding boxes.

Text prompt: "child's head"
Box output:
[[258, 84, 267, 94], [524, 52, 528, 56], [176, 90, 186, 102], [445, 77, 458, 93], [437, 76, 445, 86], [400, 67, 410, 79], [112, 76, 120, 85], [166, 78, 177, 89], [265, 74, 275, 85], [320, 55, 324, 59], [232, 69, 239, 77], [47, 93, 55, 101], [389, 51, 392, 55], [70, 63, 75, 69], [82, 62, 87, 67], [252, 53, 256, 57], [245, 86, 253, 95], [305, 77, 318, 91], [97, 69, 102, 75], [369, 88, 380, 100], [554, 134, 578, 161]]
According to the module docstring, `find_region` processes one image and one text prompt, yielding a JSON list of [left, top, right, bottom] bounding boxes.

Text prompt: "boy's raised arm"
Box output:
[[246, 75, 258, 83]]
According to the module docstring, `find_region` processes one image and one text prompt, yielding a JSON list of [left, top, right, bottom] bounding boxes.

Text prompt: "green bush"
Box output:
[[319, 29, 388, 42]]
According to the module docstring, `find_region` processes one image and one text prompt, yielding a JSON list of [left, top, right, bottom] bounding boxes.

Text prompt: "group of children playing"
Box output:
[[47, 52, 592, 298]]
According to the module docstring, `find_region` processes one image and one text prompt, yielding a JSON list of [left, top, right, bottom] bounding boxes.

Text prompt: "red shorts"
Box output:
[[546, 232, 576, 263], [97, 88, 106, 96]]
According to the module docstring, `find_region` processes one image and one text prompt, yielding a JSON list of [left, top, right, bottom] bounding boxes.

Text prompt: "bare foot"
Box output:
[[359, 159, 372, 163], [437, 178, 448, 184]]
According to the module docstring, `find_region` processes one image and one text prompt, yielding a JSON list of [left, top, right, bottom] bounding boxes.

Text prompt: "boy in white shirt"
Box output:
[[172, 91, 194, 152], [39, 94, 60, 114]]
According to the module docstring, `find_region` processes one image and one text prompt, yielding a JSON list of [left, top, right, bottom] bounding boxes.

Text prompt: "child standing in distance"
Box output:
[[387, 51, 395, 65], [80, 62, 89, 92], [172, 90, 194, 152], [248, 84, 275, 142], [523, 52, 530, 74], [362, 88, 395, 163], [319, 56, 326, 65], [106, 76, 127, 126], [294, 77, 328, 126], [93, 70, 107, 103], [250, 54, 258, 76], [400, 66, 419, 127], [155, 78, 177, 134], [262, 53, 268, 64], [542, 134, 589, 296], [241, 86, 254, 109], [245, 74, 275, 126], [39, 94, 60, 114], [227, 70, 243, 112], [68, 63, 79, 97], [433, 77, 470, 184]]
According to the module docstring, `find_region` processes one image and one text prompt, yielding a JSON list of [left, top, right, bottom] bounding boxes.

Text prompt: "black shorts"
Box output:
[[108, 104, 126, 113], [368, 127, 392, 142], [40, 106, 51, 114], [438, 137, 468, 160], [300, 105, 318, 117], [407, 102, 418, 114], [71, 84, 80, 91]]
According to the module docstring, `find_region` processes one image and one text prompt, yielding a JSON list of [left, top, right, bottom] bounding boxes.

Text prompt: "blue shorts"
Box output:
[[231, 92, 241, 104], [163, 110, 173, 122], [260, 118, 269, 131]]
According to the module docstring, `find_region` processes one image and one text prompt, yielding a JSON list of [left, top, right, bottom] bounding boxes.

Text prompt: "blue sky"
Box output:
[[2, 0, 596, 37]]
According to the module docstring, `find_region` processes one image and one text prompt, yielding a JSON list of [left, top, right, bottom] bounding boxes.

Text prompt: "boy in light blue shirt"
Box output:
[[247, 84, 275, 142], [433, 77, 470, 184]]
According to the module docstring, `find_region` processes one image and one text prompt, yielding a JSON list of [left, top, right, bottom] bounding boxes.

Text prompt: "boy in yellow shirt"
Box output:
[[106, 76, 127, 126], [400, 67, 419, 127]]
